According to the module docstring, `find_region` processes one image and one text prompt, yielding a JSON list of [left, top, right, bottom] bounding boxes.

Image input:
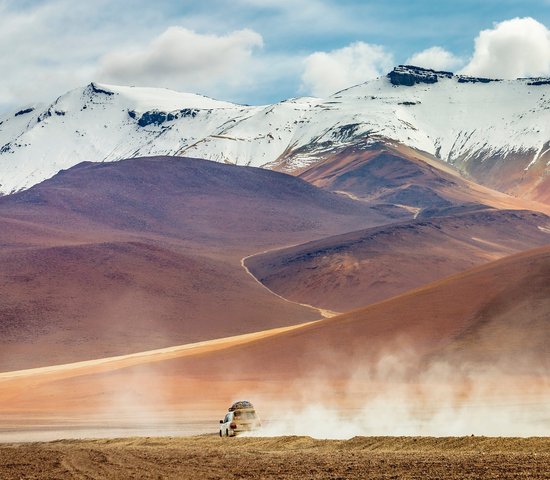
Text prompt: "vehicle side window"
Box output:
[[224, 413, 231, 423]]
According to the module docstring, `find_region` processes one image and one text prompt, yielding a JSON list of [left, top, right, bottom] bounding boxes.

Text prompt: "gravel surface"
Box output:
[[1, 435, 549, 479]]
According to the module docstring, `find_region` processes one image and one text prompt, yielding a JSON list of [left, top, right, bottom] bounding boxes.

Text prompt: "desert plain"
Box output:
[[2, 436, 550, 479]]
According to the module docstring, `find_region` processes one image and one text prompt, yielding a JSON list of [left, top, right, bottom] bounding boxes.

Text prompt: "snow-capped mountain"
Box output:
[[1, 66, 549, 197], [0, 83, 255, 194]]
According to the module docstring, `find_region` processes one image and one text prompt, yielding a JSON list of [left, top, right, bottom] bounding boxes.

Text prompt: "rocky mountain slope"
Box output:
[[1, 66, 550, 201]]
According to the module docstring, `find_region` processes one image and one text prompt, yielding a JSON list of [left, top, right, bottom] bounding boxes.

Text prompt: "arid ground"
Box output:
[[1, 435, 549, 479]]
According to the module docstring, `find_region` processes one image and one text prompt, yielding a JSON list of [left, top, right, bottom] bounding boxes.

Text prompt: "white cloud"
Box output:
[[460, 17, 550, 79], [301, 42, 394, 97], [97, 27, 264, 93], [0, 0, 272, 110], [406, 46, 463, 72], [2, 2, 550, 113], [0, 0, 166, 111]]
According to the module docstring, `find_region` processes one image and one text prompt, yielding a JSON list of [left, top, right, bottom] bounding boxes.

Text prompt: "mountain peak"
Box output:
[[87, 82, 116, 96], [81, 82, 239, 111], [387, 65, 454, 86], [386, 64, 550, 86]]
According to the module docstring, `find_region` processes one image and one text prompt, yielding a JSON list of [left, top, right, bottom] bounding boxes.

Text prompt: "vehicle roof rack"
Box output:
[[228, 400, 254, 411]]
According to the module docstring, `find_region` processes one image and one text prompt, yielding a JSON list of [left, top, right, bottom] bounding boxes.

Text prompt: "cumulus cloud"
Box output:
[[3, 1, 550, 112], [301, 42, 394, 97], [460, 17, 550, 78], [97, 27, 264, 92], [406, 46, 463, 72], [0, 1, 273, 111], [0, 0, 171, 111]]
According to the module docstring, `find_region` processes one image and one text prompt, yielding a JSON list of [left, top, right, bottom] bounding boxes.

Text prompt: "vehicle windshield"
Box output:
[[233, 410, 257, 420]]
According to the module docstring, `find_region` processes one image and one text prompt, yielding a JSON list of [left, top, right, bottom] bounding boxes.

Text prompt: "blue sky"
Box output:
[[1, 0, 550, 111]]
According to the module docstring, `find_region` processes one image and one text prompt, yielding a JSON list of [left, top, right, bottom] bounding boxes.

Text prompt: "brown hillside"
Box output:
[[0, 156, 403, 370], [245, 209, 550, 311]]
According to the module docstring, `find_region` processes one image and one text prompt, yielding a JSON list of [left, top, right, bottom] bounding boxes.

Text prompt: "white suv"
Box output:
[[219, 401, 261, 436]]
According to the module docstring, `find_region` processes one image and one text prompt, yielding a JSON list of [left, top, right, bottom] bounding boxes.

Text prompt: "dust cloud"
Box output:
[[241, 354, 550, 439]]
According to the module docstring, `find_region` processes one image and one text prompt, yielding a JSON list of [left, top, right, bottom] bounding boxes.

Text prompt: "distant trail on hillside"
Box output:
[[241, 247, 339, 319]]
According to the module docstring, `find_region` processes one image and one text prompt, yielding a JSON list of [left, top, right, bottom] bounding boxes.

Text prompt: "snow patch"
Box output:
[[0, 68, 550, 193]]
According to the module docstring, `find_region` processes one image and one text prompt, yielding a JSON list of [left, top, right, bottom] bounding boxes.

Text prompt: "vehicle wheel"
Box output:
[[225, 428, 229, 437], [219, 429, 222, 437]]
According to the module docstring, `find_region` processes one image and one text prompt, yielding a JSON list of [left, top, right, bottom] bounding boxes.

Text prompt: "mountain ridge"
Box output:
[[1, 66, 550, 202]]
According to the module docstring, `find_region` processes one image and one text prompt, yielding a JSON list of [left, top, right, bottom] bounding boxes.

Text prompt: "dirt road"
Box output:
[[241, 249, 339, 318], [1, 435, 548, 479]]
